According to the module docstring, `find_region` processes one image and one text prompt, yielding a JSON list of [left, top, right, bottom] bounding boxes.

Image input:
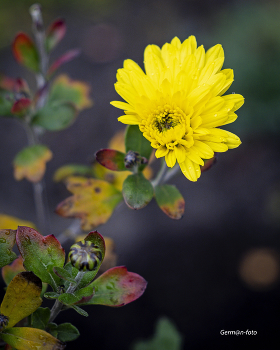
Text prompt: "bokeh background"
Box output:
[[1, 0, 280, 349]]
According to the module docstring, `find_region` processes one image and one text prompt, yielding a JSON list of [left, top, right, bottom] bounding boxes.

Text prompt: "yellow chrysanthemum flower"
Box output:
[[111, 36, 244, 181]]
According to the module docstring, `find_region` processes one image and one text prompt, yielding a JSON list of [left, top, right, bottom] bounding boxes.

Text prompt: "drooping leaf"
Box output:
[[95, 149, 127, 171], [32, 101, 77, 131], [0, 229, 17, 268], [49, 74, 93, 110], [12, 32, 40, 72], [1, 256, 25, 285], [125, 125, 153, 171], [83, 266, 147, 307], [31, 307, 50, 330], [154, 185, 185, 219], [132, 317, 183, 350], [45, 19, 66, 53], [0, 272, 42, 328], [16, 226, 65, 291], [13, 145, 53, 183], [1, 327, 65, 350], [0, 214, 36, 230], [50, 323, 80, 342], [53, 164, 93, 182], [47, 49, 80, 77], [122, 173, 154, 210], [70, 305, 88, 317], [55, 177, 123, 231]]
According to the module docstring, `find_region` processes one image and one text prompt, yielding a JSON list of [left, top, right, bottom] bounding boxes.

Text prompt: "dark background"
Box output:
[[1, 0, 280, 349]]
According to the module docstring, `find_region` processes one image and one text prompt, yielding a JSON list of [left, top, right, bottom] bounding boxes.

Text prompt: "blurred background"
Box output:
[[1, 0, 280, 349]]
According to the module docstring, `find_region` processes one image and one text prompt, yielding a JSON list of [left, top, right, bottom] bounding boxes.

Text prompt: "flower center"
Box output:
[[152, 105, 182, 133]]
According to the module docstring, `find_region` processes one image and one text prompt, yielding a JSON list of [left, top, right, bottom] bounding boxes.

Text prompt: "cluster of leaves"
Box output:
[[0, 12, 92, 183], [0, 227, 147, 349], [55, 125, 216, 231]]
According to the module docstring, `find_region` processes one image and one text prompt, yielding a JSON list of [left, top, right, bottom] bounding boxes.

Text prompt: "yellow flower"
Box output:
[[111, 36, 244, 181]]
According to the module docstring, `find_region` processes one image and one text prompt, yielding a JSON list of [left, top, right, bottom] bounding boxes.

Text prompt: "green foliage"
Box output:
[[125, 125, 152, 171], [31, 307, 51, 330], [122, 173, 154, 209], [0, 229, 17, 268], [16, 226, 65, 291], [154, 185, 185, 219], [132, 318, 183, 350], [12, 32, 40, 72], [48, 323, 80, 342]]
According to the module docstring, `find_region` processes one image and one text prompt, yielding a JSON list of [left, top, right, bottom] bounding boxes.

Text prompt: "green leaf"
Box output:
[[95, 149, 127, 171], [132, 317, 183, 350], [154, 185, 185, 219], [1, 327, 65, 350], [16, 226, 65, 291], [53, 266, 76, 284], [63, 262, 98, 291], [82, 266, 147, 307], [70, 305, 88, 317], [13, 145, 53, 182], [12, 32, 40, 72], [0, 229, 17, 268], [122, 173, 154, 209], [31, 307, 51, 330], [0, 90, 14, 116], [58, 284, 94, 306], [32, 101, 77, 131], [44, 292, 60, 300], [47, 323, 80, 342], [0, 272, 42, 328], [125, 125, 152, 171]]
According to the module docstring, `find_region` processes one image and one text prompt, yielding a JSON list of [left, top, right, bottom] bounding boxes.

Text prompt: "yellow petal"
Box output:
[[179, 157, 201, 181], [174, 144, 186, 163], [155, 146, 169, 158], [165, 150, 176, 167], [118, 115, 139, 125]]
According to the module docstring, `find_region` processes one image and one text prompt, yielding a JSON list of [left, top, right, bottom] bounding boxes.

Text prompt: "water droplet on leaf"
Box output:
[[0, 238, 6, 243]]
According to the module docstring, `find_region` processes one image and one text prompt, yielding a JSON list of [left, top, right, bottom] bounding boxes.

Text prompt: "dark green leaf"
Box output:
[[31, 307, 51, 330], [70, 305, 88, 317], [63, 263, 97, 291], [125, 125, 152, 171], [122, 173, 154, 209], [53, 266, 76, 284], [32, 101, 77, 131], [55, 323, 80, 342], [44, 292, 60, 299], [47, 322, 58, 338], [132, 317, 183, 350], [154, 185, 185, 219], [0, 229, 17, 268]]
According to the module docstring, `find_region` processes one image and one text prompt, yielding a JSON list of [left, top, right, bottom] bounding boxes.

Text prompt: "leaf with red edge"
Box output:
[[0, 271, 42, 328], [201, 155, 217, 172], [1, 255, 25, 286], [47, 49, 80, 77], [1, 327, 65, 350], [82, 266, 147, 307], [16, 226, 65, 291], [96, 149, 127, 171], [12, 32, 40, 72], [154, 184, 185, 219], [11, 98, 32, 116], [45, 19, 66, 53]]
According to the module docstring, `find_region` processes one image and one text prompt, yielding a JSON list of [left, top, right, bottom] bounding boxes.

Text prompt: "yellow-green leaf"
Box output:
[[1, 327, 65, 350], [13, 145, 52, 183], [1, 256, 25, 286], [0, 272, 42, 328], [55, 177, 123, 231], [49, 74, 93, 111], [0, 213, 36, 230]]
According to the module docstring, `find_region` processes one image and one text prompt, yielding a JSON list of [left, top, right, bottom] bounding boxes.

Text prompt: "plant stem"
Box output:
[[151, 160, 168, 187], [56, 219, 82, 245], [162, 164, 180, 183], [49, 271, 85, 323]]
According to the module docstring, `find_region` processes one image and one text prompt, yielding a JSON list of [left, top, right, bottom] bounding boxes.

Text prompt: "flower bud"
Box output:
[[69, 240, 102, 271], [0, 314, 9, 331]]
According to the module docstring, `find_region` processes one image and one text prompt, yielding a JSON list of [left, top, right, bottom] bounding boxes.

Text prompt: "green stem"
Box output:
[[49, 271, 85, 323], [151, 160, 168, 187], [162, 164, 180, 183]]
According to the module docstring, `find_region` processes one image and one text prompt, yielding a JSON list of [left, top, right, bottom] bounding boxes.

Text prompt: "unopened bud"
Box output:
[[124, 150, 148, 169], [69, 240, 102, 271]]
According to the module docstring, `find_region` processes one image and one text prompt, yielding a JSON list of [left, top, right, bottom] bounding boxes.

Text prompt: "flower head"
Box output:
[[111, 36, 244, 181]]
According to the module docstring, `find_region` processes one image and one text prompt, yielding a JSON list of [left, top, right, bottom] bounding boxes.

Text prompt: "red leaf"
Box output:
[[45, 19, 66, 53], [11, 98, 32, 115], [47, 49, 80, 77], [95, 149, 127, 171], [12, 33, 40, 72]]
